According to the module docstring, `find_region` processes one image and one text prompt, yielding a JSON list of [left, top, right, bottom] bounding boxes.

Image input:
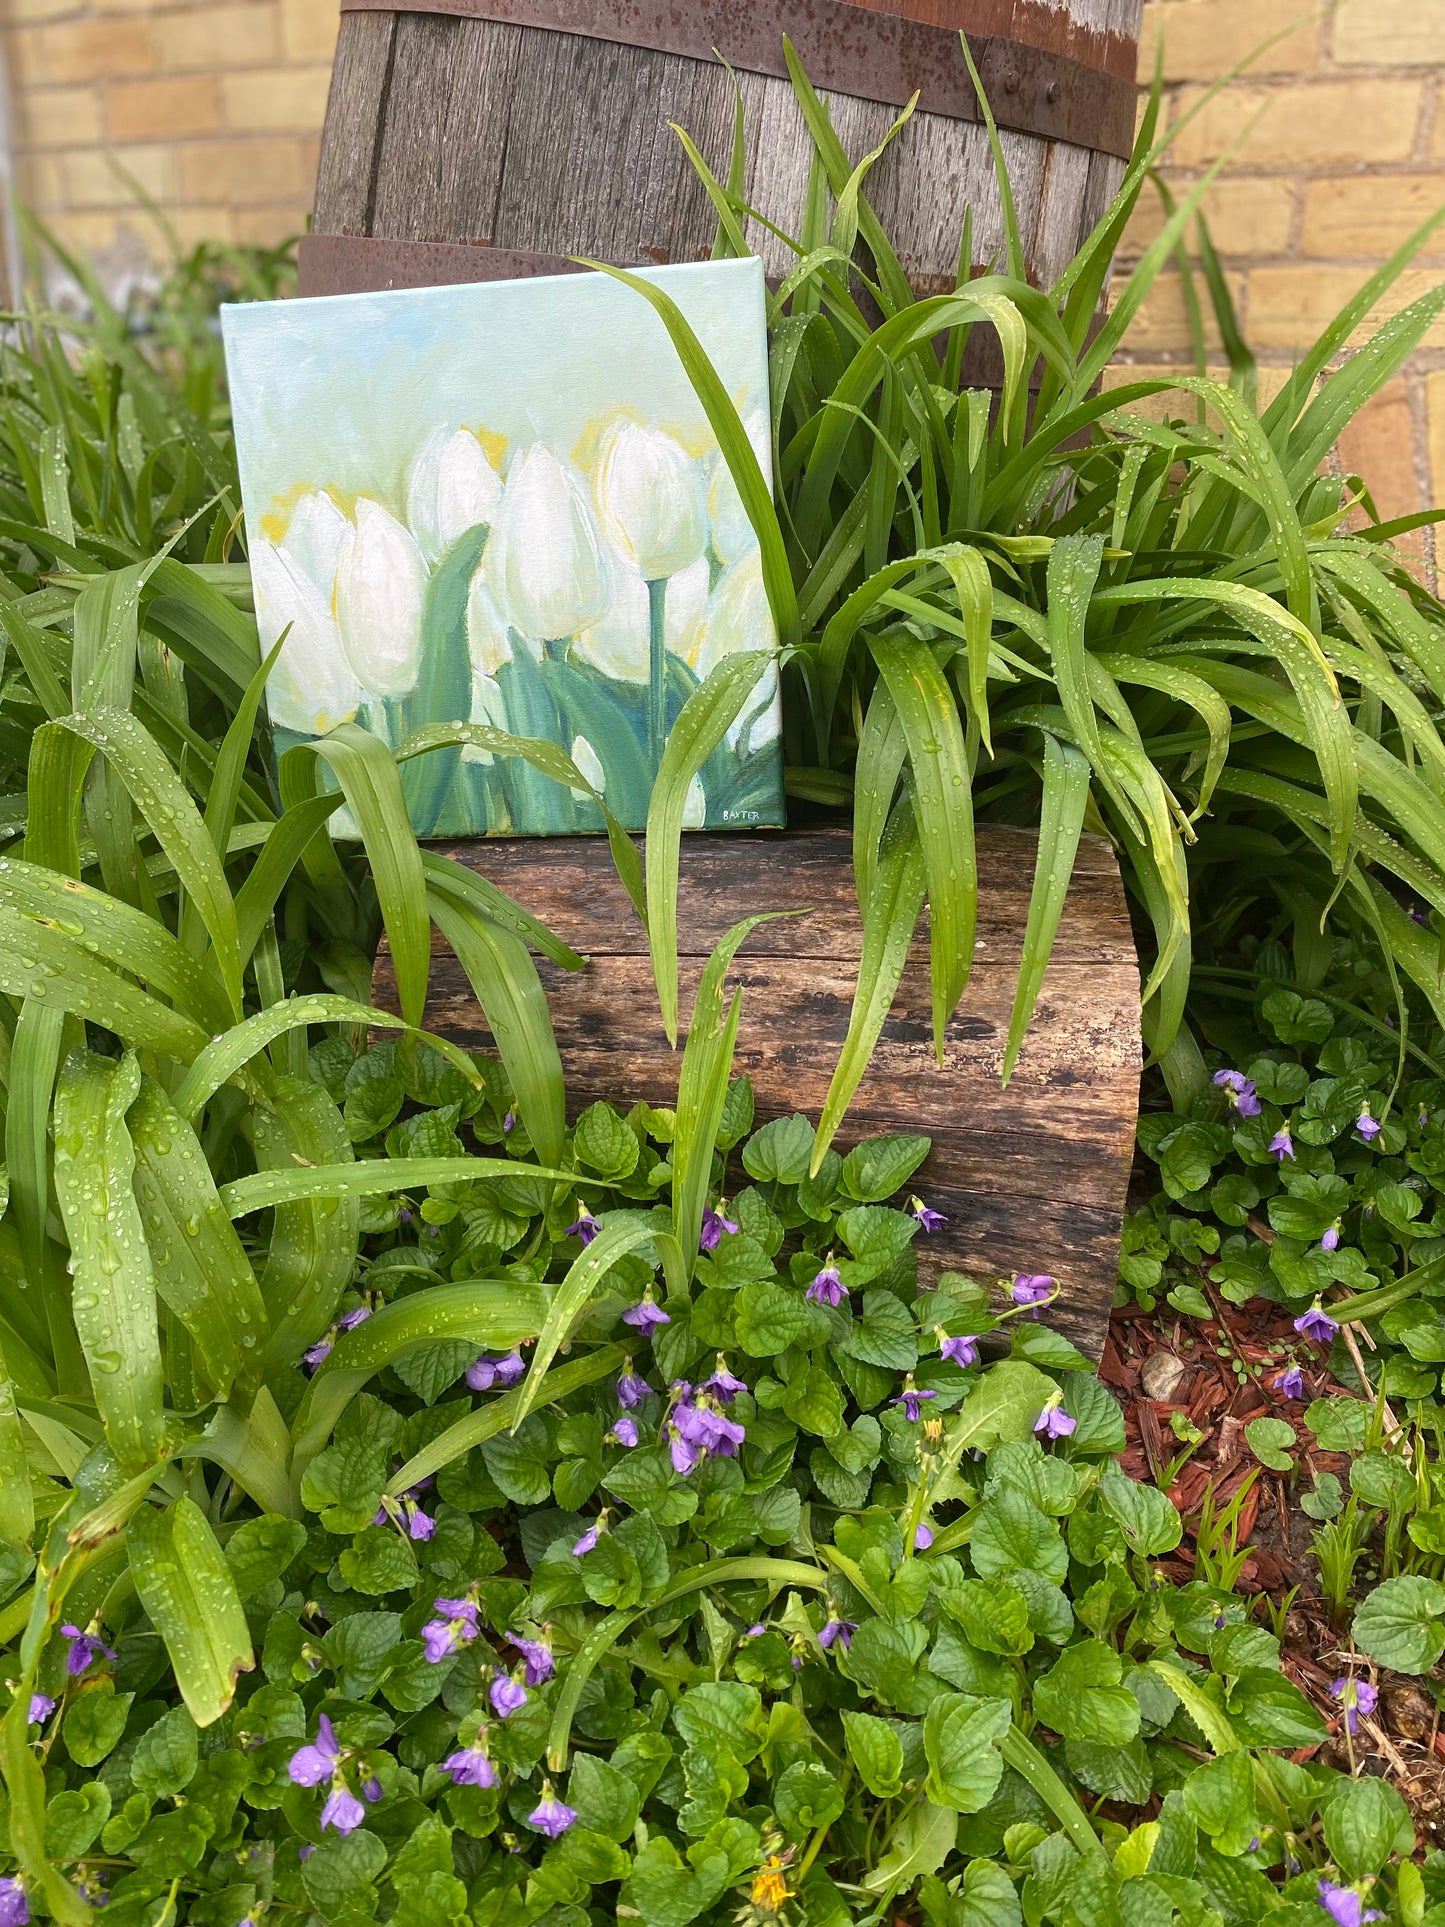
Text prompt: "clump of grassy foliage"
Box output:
[[0, 44, 1440, 1927]]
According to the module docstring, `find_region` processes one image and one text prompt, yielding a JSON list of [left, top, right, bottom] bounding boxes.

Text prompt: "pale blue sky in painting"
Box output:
[[221, 257, 769, 526]]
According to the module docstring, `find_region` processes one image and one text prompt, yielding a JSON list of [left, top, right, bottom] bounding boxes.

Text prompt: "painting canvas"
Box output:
[[221, 256, 783, 838]]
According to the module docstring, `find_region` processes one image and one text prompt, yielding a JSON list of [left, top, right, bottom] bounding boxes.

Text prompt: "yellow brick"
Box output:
[[62, 142, 178, 209], [1334, 0, 1445, 66], [1336, 377, 1421, 523], [177, 136, 310, 204], [162, 205, 241, 248], [21, 17, 157, 83], [279, 0, 340, 65], [108, 74, 222, 141], [220, 66, 332, 133], [1110, 269, 1241, 356], [155, 4, 279, 72], [1247, 264, 1445, 349], [20, 152, 68, 210], [13, 83, 105, 149], [1121, 176, 1296, 260], [1301, 175, 1445, 261], [1140, 0, 1320, 83], [1168, 80, 1426, 169], [6, 0, 84, 22], [233, 205, 309, 246]]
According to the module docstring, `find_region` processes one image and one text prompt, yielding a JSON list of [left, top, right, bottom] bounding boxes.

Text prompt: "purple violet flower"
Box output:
[[490, 1674, 528, 1719], [1269, 1127, 1295, 1161], [503, 1110, 516, 1133], [699, 1208, 739, 1253], [807, 1264, 845, 1307], [1034, 1403, 1077, 1441], [1317, 1881, 1384, 1927], [320, 1785, 367, 1835], [1214, 1068, 1262, 1118], [287, 1714, 342, 1787], [1356, 1109, 1381, 1143], [338, 1307, 371, 1333], [528, 1785, 578, 1838], [26, 1695, 54, 1726], [303, 1337, 333, 1372], [565, 1207, 601, 1245], [1011, 1274, 1054, 1308], [892, 1383, 937, 1423], [1321, 1223, 1342, 1254], [818, 1617, 857, 1651], [421, 1597, 480, 1664], [622, 1292, 670, 1331], [669, 1429, 702, 1476], [0, 1879, 27, 1927], [467, 1351, 526, 1391], [607, 1415, 640, 1448], [675, 1398, 746, 1458], [442, 1740, 497, 1788], [913, 1524, 934, 1551], [703, 1358, 747, 1404], [1276, 1366, 1306, 1400], [572, 1522, 603, 1557], [909, 1197, 947, 1234], [938, 1330, 979, 1367], [510, 1635, 554, 1686], [1331, 1676, 1379, 1735], [1295, 1302, 1340, 1344], [616, 1370, 652, 1408], [403, 1499, 435, 1541], [745, 1623, 766, 1638], [60, 1624, 115, 1679]]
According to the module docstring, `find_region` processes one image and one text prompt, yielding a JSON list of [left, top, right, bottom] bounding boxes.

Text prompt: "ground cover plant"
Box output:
[[0, 33, 1441, 1927]]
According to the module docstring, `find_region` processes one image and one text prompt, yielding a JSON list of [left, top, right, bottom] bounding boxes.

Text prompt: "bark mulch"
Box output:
[[1103, 1294, 1445, 1847]]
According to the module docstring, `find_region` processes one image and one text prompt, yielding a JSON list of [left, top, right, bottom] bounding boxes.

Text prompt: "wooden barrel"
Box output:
[[303, 0, 1143, 301], [372, 827, 1141, 1362]]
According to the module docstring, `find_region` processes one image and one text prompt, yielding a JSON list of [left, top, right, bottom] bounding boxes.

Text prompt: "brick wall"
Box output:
[[3, 0, 1443, 555], [1111, 0, 1445, 573], [4, 0, 339, 291]]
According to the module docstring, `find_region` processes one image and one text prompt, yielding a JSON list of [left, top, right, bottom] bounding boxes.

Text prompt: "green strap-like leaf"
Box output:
[[675, 914, 795, 1270], [250, 1073, 359, 1377], [1003, 737, 1091, 1085], [853, 677, 908, 914], [811, 798, 926, 1174], [295, 722, 431, 1027], [0, 903, 209, 1062], [646, 649, 775, 1046], [870, 632, 976, 1055], [127, 1077, 268, 1403], [126, 1496, 253, 1726], [513, 1220, 687, 1430], [428, 889, 567, 1169], [389, 1347, 625, 1494], [52, 1050, 166, 1472], [0, 1349, 34, 1548], [290, 1280, 551, 1473], [58, 705, 243, 1017], [223, 1154, 573, 1217]]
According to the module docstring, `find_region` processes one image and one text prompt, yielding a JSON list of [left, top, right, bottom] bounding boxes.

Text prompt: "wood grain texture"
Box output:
[[371, 827, 1141, 1359], [314, 7, 1133, 288]]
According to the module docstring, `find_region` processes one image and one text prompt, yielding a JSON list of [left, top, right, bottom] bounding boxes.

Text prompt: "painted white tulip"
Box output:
[[707, 409, 771, 567], [485, 446, 609, 643], [281, 487, 350, 593], [666, 555, 710, 664], [570, 734, 606, 801], [574, 545, 649, 684], [466, 571, 513, 680], [334, 498, 430, 701], [250, 536, 361, 737], [407, 426, 503, 564], [462, 666, 509, 766], [691, 548, 775, 680], [682, 772, 707, 830], [593, 421, 707, 581]]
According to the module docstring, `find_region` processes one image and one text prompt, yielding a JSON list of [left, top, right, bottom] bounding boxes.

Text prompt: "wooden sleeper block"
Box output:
[[371, 825, 1141, 1360]]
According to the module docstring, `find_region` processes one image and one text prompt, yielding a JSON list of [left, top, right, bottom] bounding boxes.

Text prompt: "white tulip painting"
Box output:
[[222, 255, 784, 837]]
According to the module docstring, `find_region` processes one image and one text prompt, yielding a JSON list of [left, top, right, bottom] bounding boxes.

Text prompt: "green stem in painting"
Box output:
[[648, 575, 668, 767]]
